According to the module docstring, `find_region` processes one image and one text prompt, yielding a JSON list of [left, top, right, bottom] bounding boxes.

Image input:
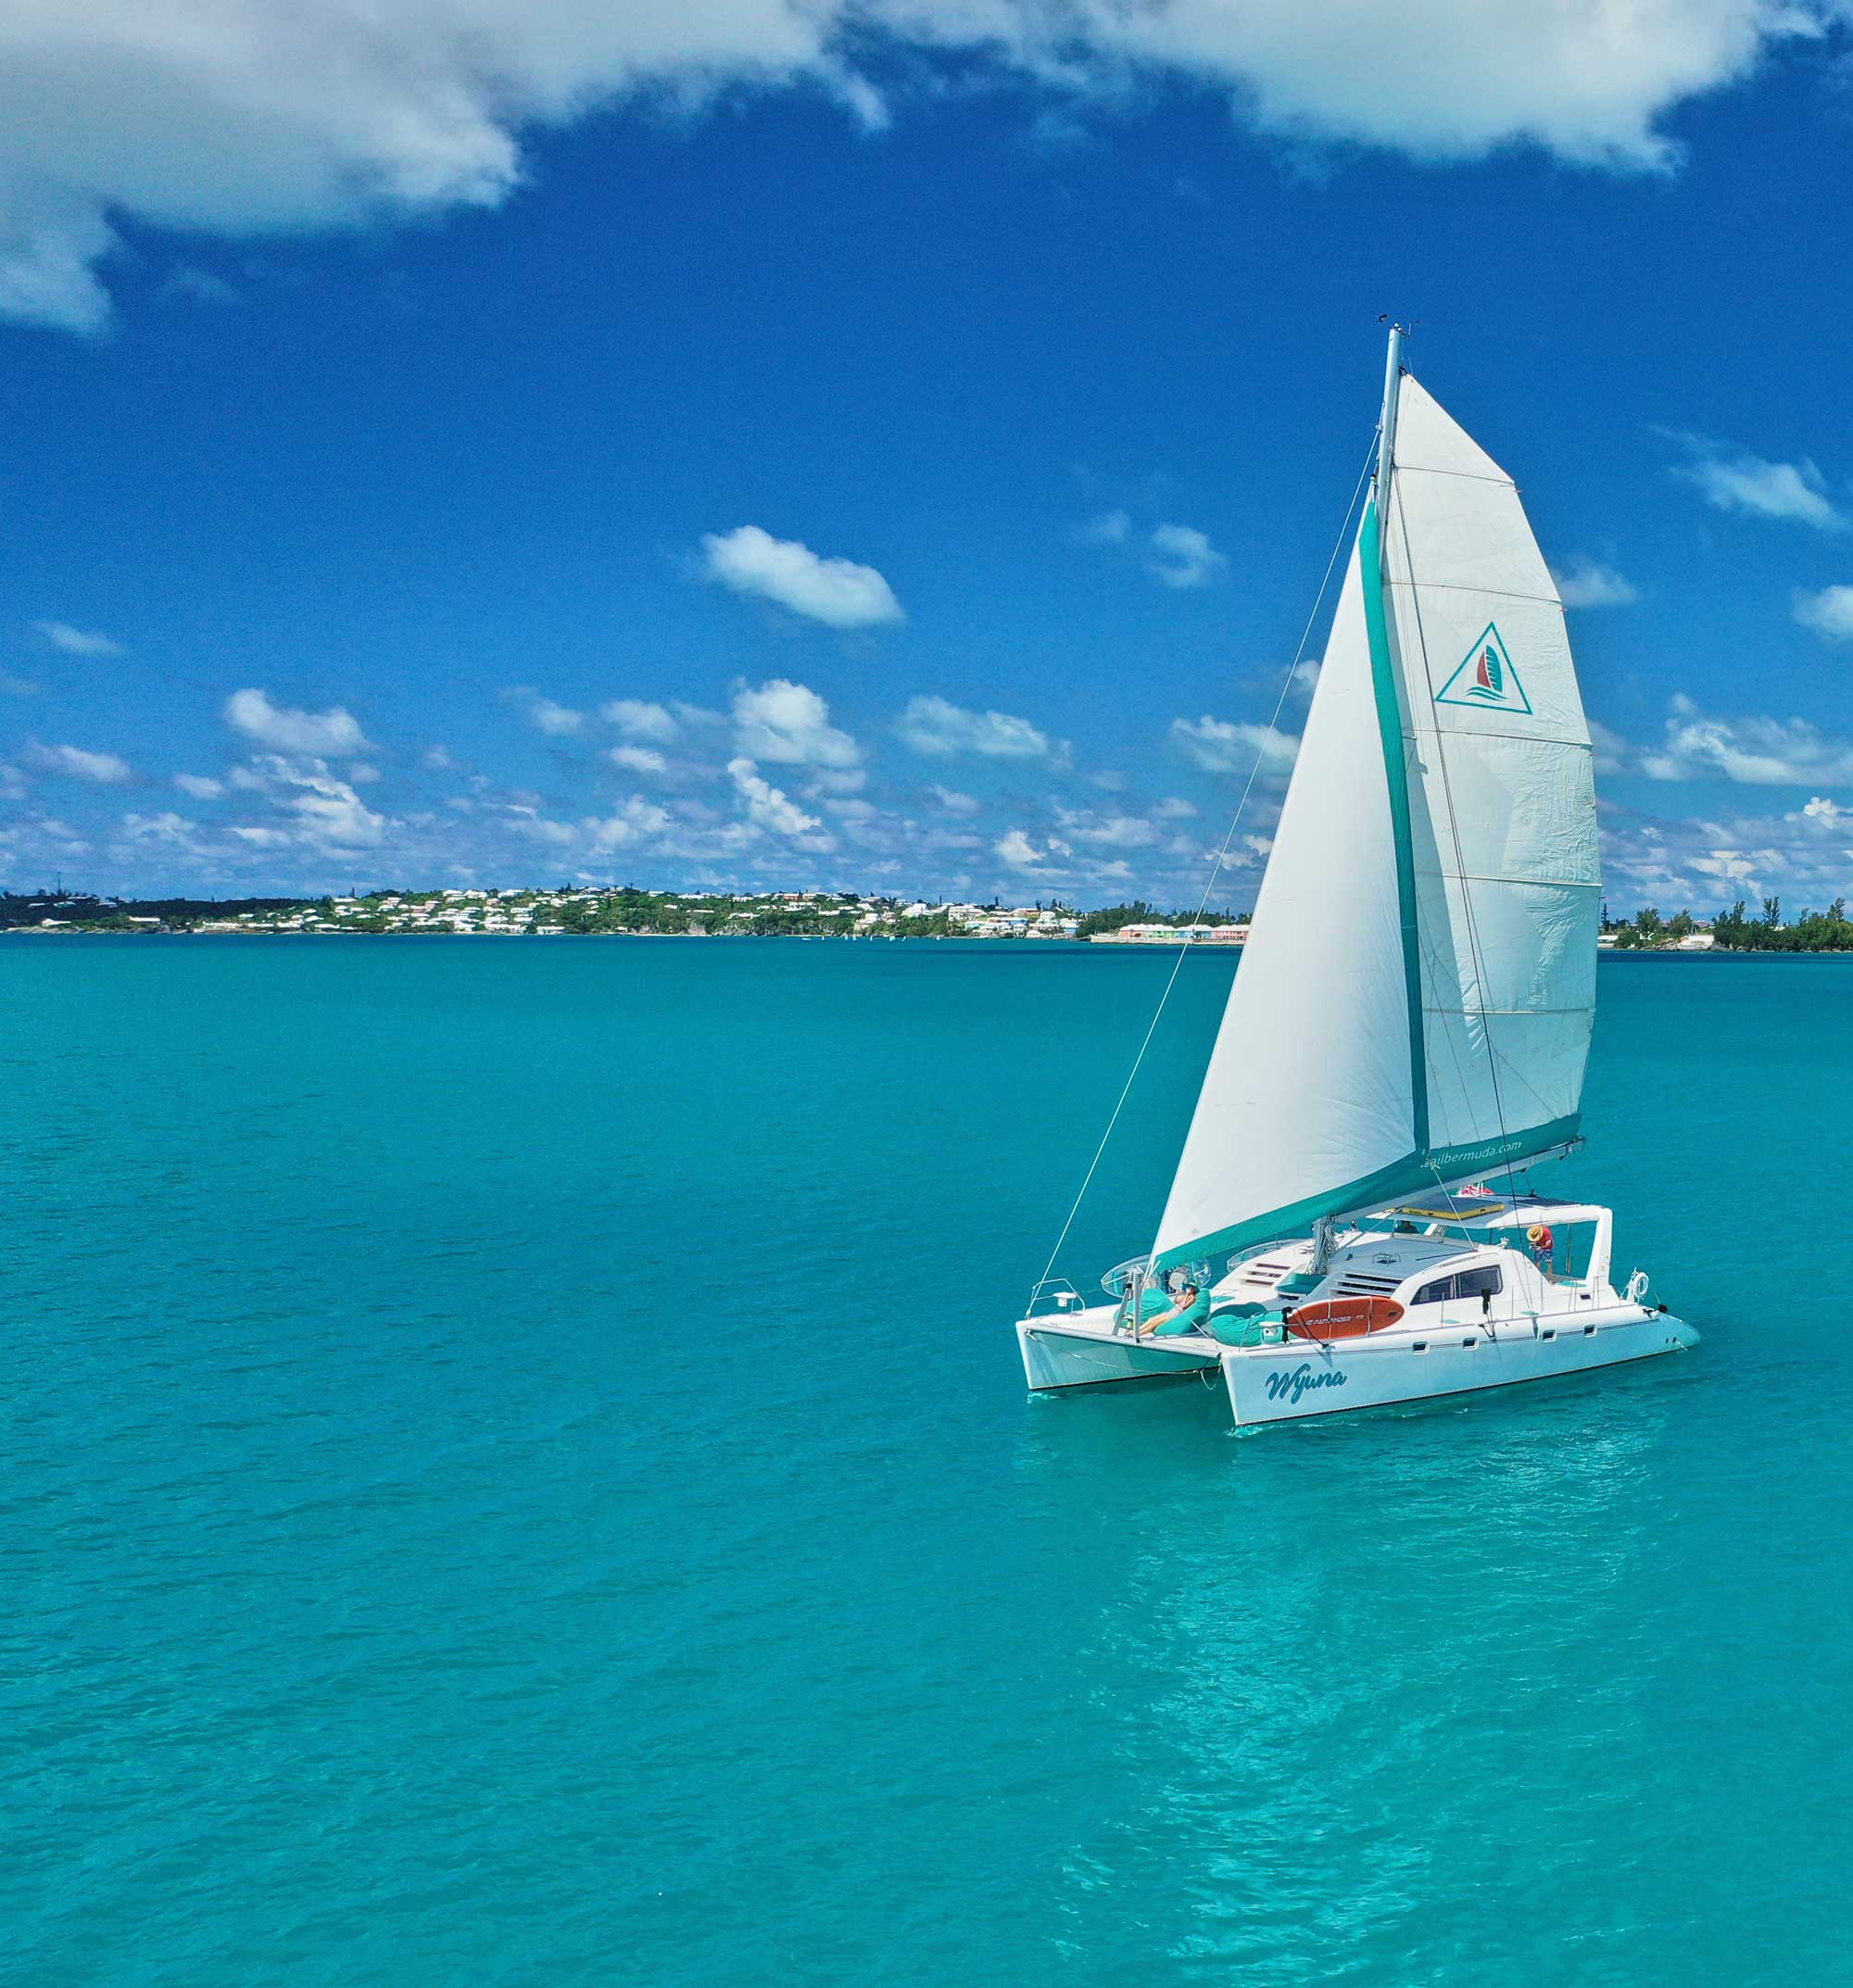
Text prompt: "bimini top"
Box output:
[[1377, 1193, 1608, 1229]]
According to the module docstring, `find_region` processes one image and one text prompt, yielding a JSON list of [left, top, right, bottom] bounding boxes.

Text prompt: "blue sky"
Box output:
[[6, 4, 1853, 912]]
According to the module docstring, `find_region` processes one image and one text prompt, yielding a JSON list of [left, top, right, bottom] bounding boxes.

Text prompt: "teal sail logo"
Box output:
[[1435, 623, 1532, 716]]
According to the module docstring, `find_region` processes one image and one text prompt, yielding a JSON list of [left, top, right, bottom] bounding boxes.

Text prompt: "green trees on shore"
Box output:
[[1711, 898, 1853, 952]]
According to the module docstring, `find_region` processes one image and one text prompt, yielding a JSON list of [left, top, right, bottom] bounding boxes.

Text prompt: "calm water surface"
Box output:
[[4, 939, 1849, 1986]]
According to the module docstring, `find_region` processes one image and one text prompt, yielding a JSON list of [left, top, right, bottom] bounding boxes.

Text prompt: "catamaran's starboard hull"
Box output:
[[1223, 1310, 1698, 1425], [1016, 1318, 1217, 1390]]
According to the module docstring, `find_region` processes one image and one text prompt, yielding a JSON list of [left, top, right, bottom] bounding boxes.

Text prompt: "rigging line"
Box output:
[[1027, 431, 1380, 1305], [1389, 470, 1530, 1205]]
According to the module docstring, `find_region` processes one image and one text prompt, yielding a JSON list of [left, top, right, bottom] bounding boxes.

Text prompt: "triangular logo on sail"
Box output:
[[1435, 623, 1532, 716]]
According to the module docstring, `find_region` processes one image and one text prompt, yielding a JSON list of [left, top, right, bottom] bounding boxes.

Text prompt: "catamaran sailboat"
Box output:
[[1016, 329, 1696, 1426]]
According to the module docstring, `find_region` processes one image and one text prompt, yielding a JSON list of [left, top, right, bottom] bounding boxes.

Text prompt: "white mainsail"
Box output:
[[1151, 349, 1598, 1273]]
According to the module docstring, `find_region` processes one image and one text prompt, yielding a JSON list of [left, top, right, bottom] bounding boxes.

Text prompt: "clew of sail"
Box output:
[[1150, 370, 1597, 1274]]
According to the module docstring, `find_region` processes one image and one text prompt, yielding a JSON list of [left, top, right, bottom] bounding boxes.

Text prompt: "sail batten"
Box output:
[[1150, 361, 1598, 1276]]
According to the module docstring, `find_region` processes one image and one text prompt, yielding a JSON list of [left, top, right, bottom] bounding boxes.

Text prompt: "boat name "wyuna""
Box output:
[[1264, 1363, 1349, 1405]]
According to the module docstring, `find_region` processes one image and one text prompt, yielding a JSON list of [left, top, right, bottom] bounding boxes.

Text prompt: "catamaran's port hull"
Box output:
[[1016, 1317, 1217, 1391], [1223, 1311, 1698, 1425]]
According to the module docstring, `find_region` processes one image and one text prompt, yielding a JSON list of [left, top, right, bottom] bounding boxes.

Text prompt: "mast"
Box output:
[[1375, 322, 1406, 515]]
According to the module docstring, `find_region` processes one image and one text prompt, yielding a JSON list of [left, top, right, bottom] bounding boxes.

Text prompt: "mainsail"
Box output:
[[1151, 348, 1598, 1273]]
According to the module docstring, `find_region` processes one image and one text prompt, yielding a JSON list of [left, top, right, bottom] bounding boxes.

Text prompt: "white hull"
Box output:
[[1222, 1307, 1696, 1424], [1017, 1304, 1697, 1424], [1017, 1312, 1216, 1390]]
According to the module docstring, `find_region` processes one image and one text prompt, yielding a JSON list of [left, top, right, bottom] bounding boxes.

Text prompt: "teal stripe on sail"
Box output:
[[1360, 495, 1428, 1155], [1149, 1114, 1580, 1276]]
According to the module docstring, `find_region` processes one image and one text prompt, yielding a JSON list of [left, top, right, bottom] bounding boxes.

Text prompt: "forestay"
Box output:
[[1151, 368, 1597, 1274]]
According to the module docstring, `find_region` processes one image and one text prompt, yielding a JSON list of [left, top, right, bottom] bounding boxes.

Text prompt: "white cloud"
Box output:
[[1640, 696, 1853, 786], [702, 525, 902, 628], [1153, 796, 1197, 819], [1552, 558, 1640, 608], [1671, 441, 1847, 531], [1149, 522, 1226, 589], [897, 695, 1056, 761], [602, 698, 679, 741], [422, 745, 460, 771], [994, 827, 1068, 870], [1171, 715, 1300, 774], [731, 678, 860, 768], [1588, 720, 1628, 777], [608, 744, 668, 774], [504, 805, 578, 846], [1061, 812, 1161, 848], [120, 810, 201, 845], [586, 797, 672, 849], [1078, 510, 1130, 544], [1794, 585, 1853, 642], [174, 773, 224, 799], [501, 688, 585, 736], [230, 753, 390, 846], [728, 756, 824, 837], [0, 3, 1833, 333], [32, 618, 121, 655], [927, 784, 983, 815], [802, 767, 867, 796], [29, 740, 131, 783], [224, 687, 370, 755]]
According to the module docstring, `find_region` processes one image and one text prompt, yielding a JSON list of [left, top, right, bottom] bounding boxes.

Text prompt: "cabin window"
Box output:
[[1412, 1265, 1501, 1308]]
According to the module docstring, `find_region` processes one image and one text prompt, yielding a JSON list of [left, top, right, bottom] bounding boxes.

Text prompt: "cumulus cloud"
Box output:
[[1588, 720, 1629, 777], [587, 796, 672, 849], [994, 827, 1068, 870], [1670, 439, 1848, 531], [927, 784, 983, 815], [702, 525, 902, 628], [174, 773, 224, 799], [120, 810, 202, 846], [5, 1, 1810, 333], [1640, 695, 1853, 785], [1552, 557, 1640, 608], [602, 698, 679, 741], [230, 754, 390, 846], [225, 687, 370, 756], [1794, 585, 1853, 642], [500, 688, 586, 736], [29, 740, 131, 784], [1078, 510, 1131, 544], [897, 695, 1057, 761], [731, 678, 860, 768], [32, 618, 121, 655], [728, 756, 824, 837], [608, 744, 668, 774], [1171, 715, 1300, 774], [1148, 522, 1227, 588], [1060, 812, 1161, 848]]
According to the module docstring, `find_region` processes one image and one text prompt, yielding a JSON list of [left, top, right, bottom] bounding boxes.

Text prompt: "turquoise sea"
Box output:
[[6, 937, 1850, 1986]]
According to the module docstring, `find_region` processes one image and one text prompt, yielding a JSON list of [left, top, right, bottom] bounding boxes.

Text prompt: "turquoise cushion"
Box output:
[[1154, 1287, 1213, 1336], [1209, 1305, 1285, 1347]]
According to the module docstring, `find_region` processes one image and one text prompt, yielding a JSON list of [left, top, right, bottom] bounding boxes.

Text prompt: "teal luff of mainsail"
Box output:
[[1359, 495, 1428, 1156]]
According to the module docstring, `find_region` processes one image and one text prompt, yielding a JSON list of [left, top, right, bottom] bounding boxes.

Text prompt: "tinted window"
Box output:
[[1412, 1265, 1502, 1306]]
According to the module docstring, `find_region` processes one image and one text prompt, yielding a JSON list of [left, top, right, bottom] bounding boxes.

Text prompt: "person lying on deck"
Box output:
[[1139, 1275, 1212, 1339]]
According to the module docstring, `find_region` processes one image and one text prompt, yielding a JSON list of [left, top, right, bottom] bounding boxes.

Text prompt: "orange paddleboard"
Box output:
[[1286, 1296, 1405, 1340]]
